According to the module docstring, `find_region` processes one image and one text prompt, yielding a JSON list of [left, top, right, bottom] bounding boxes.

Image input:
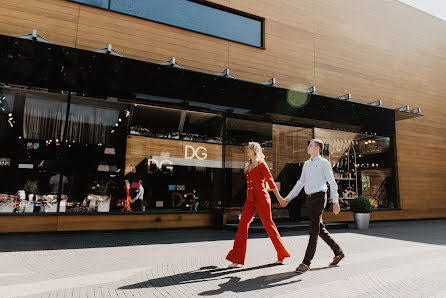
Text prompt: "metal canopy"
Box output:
[[0, 33, 412, 137]]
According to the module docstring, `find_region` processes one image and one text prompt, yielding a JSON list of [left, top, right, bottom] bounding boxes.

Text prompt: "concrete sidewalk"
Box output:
[[0, 219, 445, 297]]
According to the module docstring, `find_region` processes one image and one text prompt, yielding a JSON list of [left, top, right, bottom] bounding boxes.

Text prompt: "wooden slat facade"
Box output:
[[0, 0, 445, 224]]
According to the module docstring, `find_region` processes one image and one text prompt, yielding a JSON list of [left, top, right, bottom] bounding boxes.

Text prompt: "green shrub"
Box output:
[[23, 180, 39, 195], [349, 196, 372, 213]]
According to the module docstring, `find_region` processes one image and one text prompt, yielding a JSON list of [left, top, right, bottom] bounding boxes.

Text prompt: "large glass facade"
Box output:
[[0, 87, 398, 217]]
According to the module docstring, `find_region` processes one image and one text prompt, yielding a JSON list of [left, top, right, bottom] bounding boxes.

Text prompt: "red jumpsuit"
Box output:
[[226, 161, 291, 265]]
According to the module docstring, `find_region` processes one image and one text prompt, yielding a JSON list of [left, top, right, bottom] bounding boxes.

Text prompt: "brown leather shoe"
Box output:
[[295, 263, 310, 273], [329, 252, 345, 266]]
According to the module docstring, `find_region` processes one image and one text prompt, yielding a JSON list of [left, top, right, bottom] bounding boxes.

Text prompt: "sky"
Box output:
[[397, 0, 446, 21]]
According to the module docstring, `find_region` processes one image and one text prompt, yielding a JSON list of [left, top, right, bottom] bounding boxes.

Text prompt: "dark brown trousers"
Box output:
[[303, 191, 342, 266]]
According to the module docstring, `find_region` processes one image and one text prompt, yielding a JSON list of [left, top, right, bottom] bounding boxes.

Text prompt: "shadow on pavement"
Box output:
[[198, 272, 301, 295], [1, 219, 443, 252], [0, 228, 312, 252], [349, 219, 446, 246], [119, 264, 301, 294]]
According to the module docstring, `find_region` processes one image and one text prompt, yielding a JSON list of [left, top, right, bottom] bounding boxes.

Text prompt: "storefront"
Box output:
[[0, 33, 417, 232]]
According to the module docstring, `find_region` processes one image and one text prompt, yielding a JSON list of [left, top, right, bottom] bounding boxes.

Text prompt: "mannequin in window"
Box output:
[[49, 173, 68, 194]]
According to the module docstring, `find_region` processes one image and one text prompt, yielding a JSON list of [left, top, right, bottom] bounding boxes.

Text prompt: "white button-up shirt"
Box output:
[[287, 155, 339, 203]]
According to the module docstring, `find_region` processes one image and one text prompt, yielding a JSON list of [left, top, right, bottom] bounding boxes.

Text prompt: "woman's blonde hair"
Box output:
[[247, 142, 265, 163]]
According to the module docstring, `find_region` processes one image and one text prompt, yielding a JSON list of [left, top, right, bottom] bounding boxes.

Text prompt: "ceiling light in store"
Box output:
[[118, 118, 122, 122], [111, 130, 114, 134], [114, 123, 118, 127], [8, 113, 12, 117]]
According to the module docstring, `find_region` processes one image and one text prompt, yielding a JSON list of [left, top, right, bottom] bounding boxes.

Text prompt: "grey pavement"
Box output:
[[0, 219, 445, 297]]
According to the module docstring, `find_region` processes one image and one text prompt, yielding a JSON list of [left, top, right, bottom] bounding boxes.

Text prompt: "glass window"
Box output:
[[69, 0, 263, 47], [314, 129, 398, 210], [129, 104, 181, 139], [69, 0, 109, 9], [61, 95, 130, 213], [126, 106, 224, 211], [0, 88, 68, 213], [224, 118, 273, 207], [181, 111, 223, 143]]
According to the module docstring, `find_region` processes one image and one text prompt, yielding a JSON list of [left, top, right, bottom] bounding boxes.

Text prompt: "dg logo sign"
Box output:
[[184, 145, 207, 160]]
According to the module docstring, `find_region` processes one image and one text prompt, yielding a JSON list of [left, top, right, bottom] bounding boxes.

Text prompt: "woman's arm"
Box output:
[[261, 162, 285, 205]]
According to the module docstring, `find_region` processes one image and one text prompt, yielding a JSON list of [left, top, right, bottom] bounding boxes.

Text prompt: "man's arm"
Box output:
[[322, 160, 340, 214]]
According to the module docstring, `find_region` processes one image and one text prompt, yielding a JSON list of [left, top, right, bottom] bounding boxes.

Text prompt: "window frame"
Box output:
[[68, 0, 265, 48]]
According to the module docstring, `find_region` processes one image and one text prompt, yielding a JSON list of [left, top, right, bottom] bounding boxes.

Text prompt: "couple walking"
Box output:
[[226, 140, 344, 272]]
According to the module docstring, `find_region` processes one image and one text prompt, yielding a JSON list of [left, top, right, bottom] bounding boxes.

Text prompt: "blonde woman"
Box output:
[[226, 142, 291, 267]]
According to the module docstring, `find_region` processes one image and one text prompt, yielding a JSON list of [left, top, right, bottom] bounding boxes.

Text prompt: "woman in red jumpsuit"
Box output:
[[226, 142, 291, 267]]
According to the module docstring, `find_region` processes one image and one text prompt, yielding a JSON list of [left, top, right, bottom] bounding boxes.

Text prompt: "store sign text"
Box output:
[[184, 145, 207, 160]]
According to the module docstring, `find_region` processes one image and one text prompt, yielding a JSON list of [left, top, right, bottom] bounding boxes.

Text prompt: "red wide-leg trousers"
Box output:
[[226, 196, 290, 265]]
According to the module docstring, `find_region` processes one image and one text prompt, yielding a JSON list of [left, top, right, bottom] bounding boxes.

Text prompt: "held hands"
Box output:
[[333, 203, 340, 214], [277, 196, 290, 207]]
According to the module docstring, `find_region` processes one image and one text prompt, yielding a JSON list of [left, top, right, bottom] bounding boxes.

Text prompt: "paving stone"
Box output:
[[1, 219, 446, 297]]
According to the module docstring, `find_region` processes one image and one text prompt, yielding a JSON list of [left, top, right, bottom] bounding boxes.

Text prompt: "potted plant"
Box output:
[[23, 180, 39, 201], [22, 180, 39, 212], [349, 196, 372, 229], [88, 183, 111, 212], [41, 194, 58, 212]]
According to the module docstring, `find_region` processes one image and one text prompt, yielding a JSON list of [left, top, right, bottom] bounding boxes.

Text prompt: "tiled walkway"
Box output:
[[1, 219, 445, 297]]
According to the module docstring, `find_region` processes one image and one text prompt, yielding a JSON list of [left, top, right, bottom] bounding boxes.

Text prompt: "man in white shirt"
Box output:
[[49, 173, 68, 194], [283, 139, 344, 273], [131, 180, 145, 211]]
